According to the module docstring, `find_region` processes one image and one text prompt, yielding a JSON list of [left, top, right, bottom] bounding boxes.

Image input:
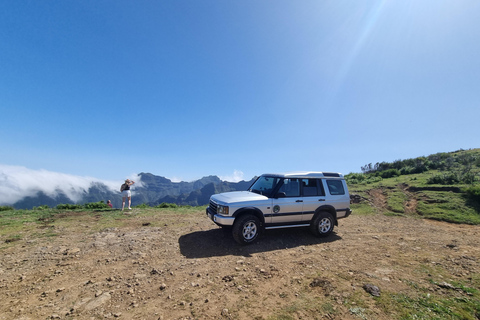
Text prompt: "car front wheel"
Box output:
[[232, 214, 261, 245]]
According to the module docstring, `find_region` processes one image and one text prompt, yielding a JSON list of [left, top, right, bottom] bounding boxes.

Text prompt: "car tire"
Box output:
[[232, 214, 261, 245], [310, 211, 334, 237]]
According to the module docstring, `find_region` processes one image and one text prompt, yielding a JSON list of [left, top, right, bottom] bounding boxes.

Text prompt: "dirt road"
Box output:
[[1, 210, 479, 319]]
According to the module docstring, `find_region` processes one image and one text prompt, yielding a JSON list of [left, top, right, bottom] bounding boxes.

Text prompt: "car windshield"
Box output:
[[248, 176, 281, 197]]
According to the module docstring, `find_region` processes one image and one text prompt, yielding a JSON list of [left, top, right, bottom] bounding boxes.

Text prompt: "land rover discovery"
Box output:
[[206, 172, 352, 244]]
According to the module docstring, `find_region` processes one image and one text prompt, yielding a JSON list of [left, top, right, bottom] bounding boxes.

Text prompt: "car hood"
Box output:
[[211, 191, 268, 204]]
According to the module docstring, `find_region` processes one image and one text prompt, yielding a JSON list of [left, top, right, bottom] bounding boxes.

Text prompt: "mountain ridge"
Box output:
[[11, 173, 254, 209]]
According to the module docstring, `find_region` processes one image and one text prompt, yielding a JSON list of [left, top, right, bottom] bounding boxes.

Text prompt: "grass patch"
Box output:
[[386, 189, 408, 214], [376, 263, 480, 320], [4, 234, 22, 243], [416, 191, 480, 224], [0, 209, 56, 237], [378, 292, 480, 320], [350, 203, 374, 215], [268, 294, 333, 320], [0, 206, 206, 246]]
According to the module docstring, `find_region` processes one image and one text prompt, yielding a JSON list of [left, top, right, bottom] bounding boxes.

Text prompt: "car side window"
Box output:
[[326, 180, 345, 195], [278, 178, 300, 197], [302, 179, 325, 196]]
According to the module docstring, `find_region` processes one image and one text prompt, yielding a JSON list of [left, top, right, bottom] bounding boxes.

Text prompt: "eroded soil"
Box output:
[[1, 210, 479, 320]]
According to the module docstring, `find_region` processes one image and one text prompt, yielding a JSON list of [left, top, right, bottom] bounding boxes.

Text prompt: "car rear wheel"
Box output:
[[232, 214, 261, 245], [310, 211, 334, 237]]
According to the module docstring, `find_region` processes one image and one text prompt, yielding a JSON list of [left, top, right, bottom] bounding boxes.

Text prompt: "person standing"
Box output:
[[120, 179, 135, 210]]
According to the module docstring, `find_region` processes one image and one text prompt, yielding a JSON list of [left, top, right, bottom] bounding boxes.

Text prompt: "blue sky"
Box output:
[[1, 0, 479, 183]]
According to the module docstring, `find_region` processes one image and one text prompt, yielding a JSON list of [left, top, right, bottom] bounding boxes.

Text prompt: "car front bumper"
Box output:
[[206, 208, 235, 226]]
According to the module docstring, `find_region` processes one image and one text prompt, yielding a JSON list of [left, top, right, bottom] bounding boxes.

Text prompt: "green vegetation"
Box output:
[[358, 149, 480, 181], [134, 203, 151, 208], [378, 292, 480, 320], [0, 202, 200, 241], [132, 202, 187, 209], [156, 202, 182, 208], [267, 263, 480, 320], [465, 185, 480, 203], [373, 265, 480, 320], [347, 148, 480, 225], [56, 203, 84, 210]]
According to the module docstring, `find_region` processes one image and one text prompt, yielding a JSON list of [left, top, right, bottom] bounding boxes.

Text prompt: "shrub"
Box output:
[[400, 167, 413, 175], [56, 203, 83, 210], [84, 201, 109, 209], [427, 173, 460, 185], [379, 169, 400, 179], [0, 205, 14, 212], [33, 205, 50, 210], [345, 173, 383, 185], [135, 203, 150, 208], [464, 186, 480, 203], [460, 172, 477, 184], [156, 202, 178, 208], [345, 173, 366, 183]]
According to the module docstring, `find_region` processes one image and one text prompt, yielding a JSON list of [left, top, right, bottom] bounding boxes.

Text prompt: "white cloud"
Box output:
[[0, 164, 133, 205], [219, 170, 245, 182]]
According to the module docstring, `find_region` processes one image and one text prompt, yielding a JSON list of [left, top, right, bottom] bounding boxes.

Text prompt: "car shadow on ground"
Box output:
[[178, 227, 342, 259]]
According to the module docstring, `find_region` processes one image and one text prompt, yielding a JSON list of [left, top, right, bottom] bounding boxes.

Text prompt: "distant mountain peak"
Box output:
[[10, 171, 254, 209]]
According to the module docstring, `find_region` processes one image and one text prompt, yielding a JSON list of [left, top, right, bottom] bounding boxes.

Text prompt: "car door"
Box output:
[[301, 179, 326, 222], [270, 178, 304, 225]]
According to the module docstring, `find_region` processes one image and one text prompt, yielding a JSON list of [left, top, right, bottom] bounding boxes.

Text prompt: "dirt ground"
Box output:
[[1, 209, 479, 320]]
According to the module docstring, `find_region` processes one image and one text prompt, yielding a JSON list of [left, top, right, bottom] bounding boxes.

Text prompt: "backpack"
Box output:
[[120, 183, 127, 192]]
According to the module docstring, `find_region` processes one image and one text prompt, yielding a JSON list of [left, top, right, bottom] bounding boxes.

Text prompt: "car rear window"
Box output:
[[326, 180, 345, 195]]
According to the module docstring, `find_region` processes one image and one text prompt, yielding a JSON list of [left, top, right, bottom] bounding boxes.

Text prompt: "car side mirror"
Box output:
[[275, 192, 286, 198]]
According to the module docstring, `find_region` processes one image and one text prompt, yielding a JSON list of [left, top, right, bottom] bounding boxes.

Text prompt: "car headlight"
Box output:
[[217, 205, 229, 215]]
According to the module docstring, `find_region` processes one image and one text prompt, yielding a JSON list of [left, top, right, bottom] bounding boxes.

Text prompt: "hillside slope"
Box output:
[[347, 148, 480, 225]]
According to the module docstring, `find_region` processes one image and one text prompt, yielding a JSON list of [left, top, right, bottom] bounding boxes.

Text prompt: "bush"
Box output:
[[460, 172, 477, 184], [379, 169, 400, 179], [155, 202, 178, 208], [84, 201, 109, 209], [56, 203, 83, 210], [33, 205, 50, 210], [135, 203, 150, 208], [345, 173, 366, 184], [0, 205, 14, 212], [346, 174, 383, 185], [464, 186, 480, 203], [427, 173, 460, 185]]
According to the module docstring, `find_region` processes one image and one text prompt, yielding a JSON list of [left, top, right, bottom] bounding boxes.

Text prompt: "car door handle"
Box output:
[[296, 200, 303, 202], [318, 199, 325, 201]]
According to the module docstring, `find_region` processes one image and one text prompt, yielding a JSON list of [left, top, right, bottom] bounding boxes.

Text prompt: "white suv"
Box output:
[[206, 172, 352, 244]]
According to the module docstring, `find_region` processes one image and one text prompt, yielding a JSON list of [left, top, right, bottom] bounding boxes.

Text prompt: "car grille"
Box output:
[[209, 200, 218, 214]]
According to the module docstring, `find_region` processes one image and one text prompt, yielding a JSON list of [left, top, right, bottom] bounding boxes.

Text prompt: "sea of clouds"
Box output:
[[0, 164, 140, 206], [0, 165, 245, 206]]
